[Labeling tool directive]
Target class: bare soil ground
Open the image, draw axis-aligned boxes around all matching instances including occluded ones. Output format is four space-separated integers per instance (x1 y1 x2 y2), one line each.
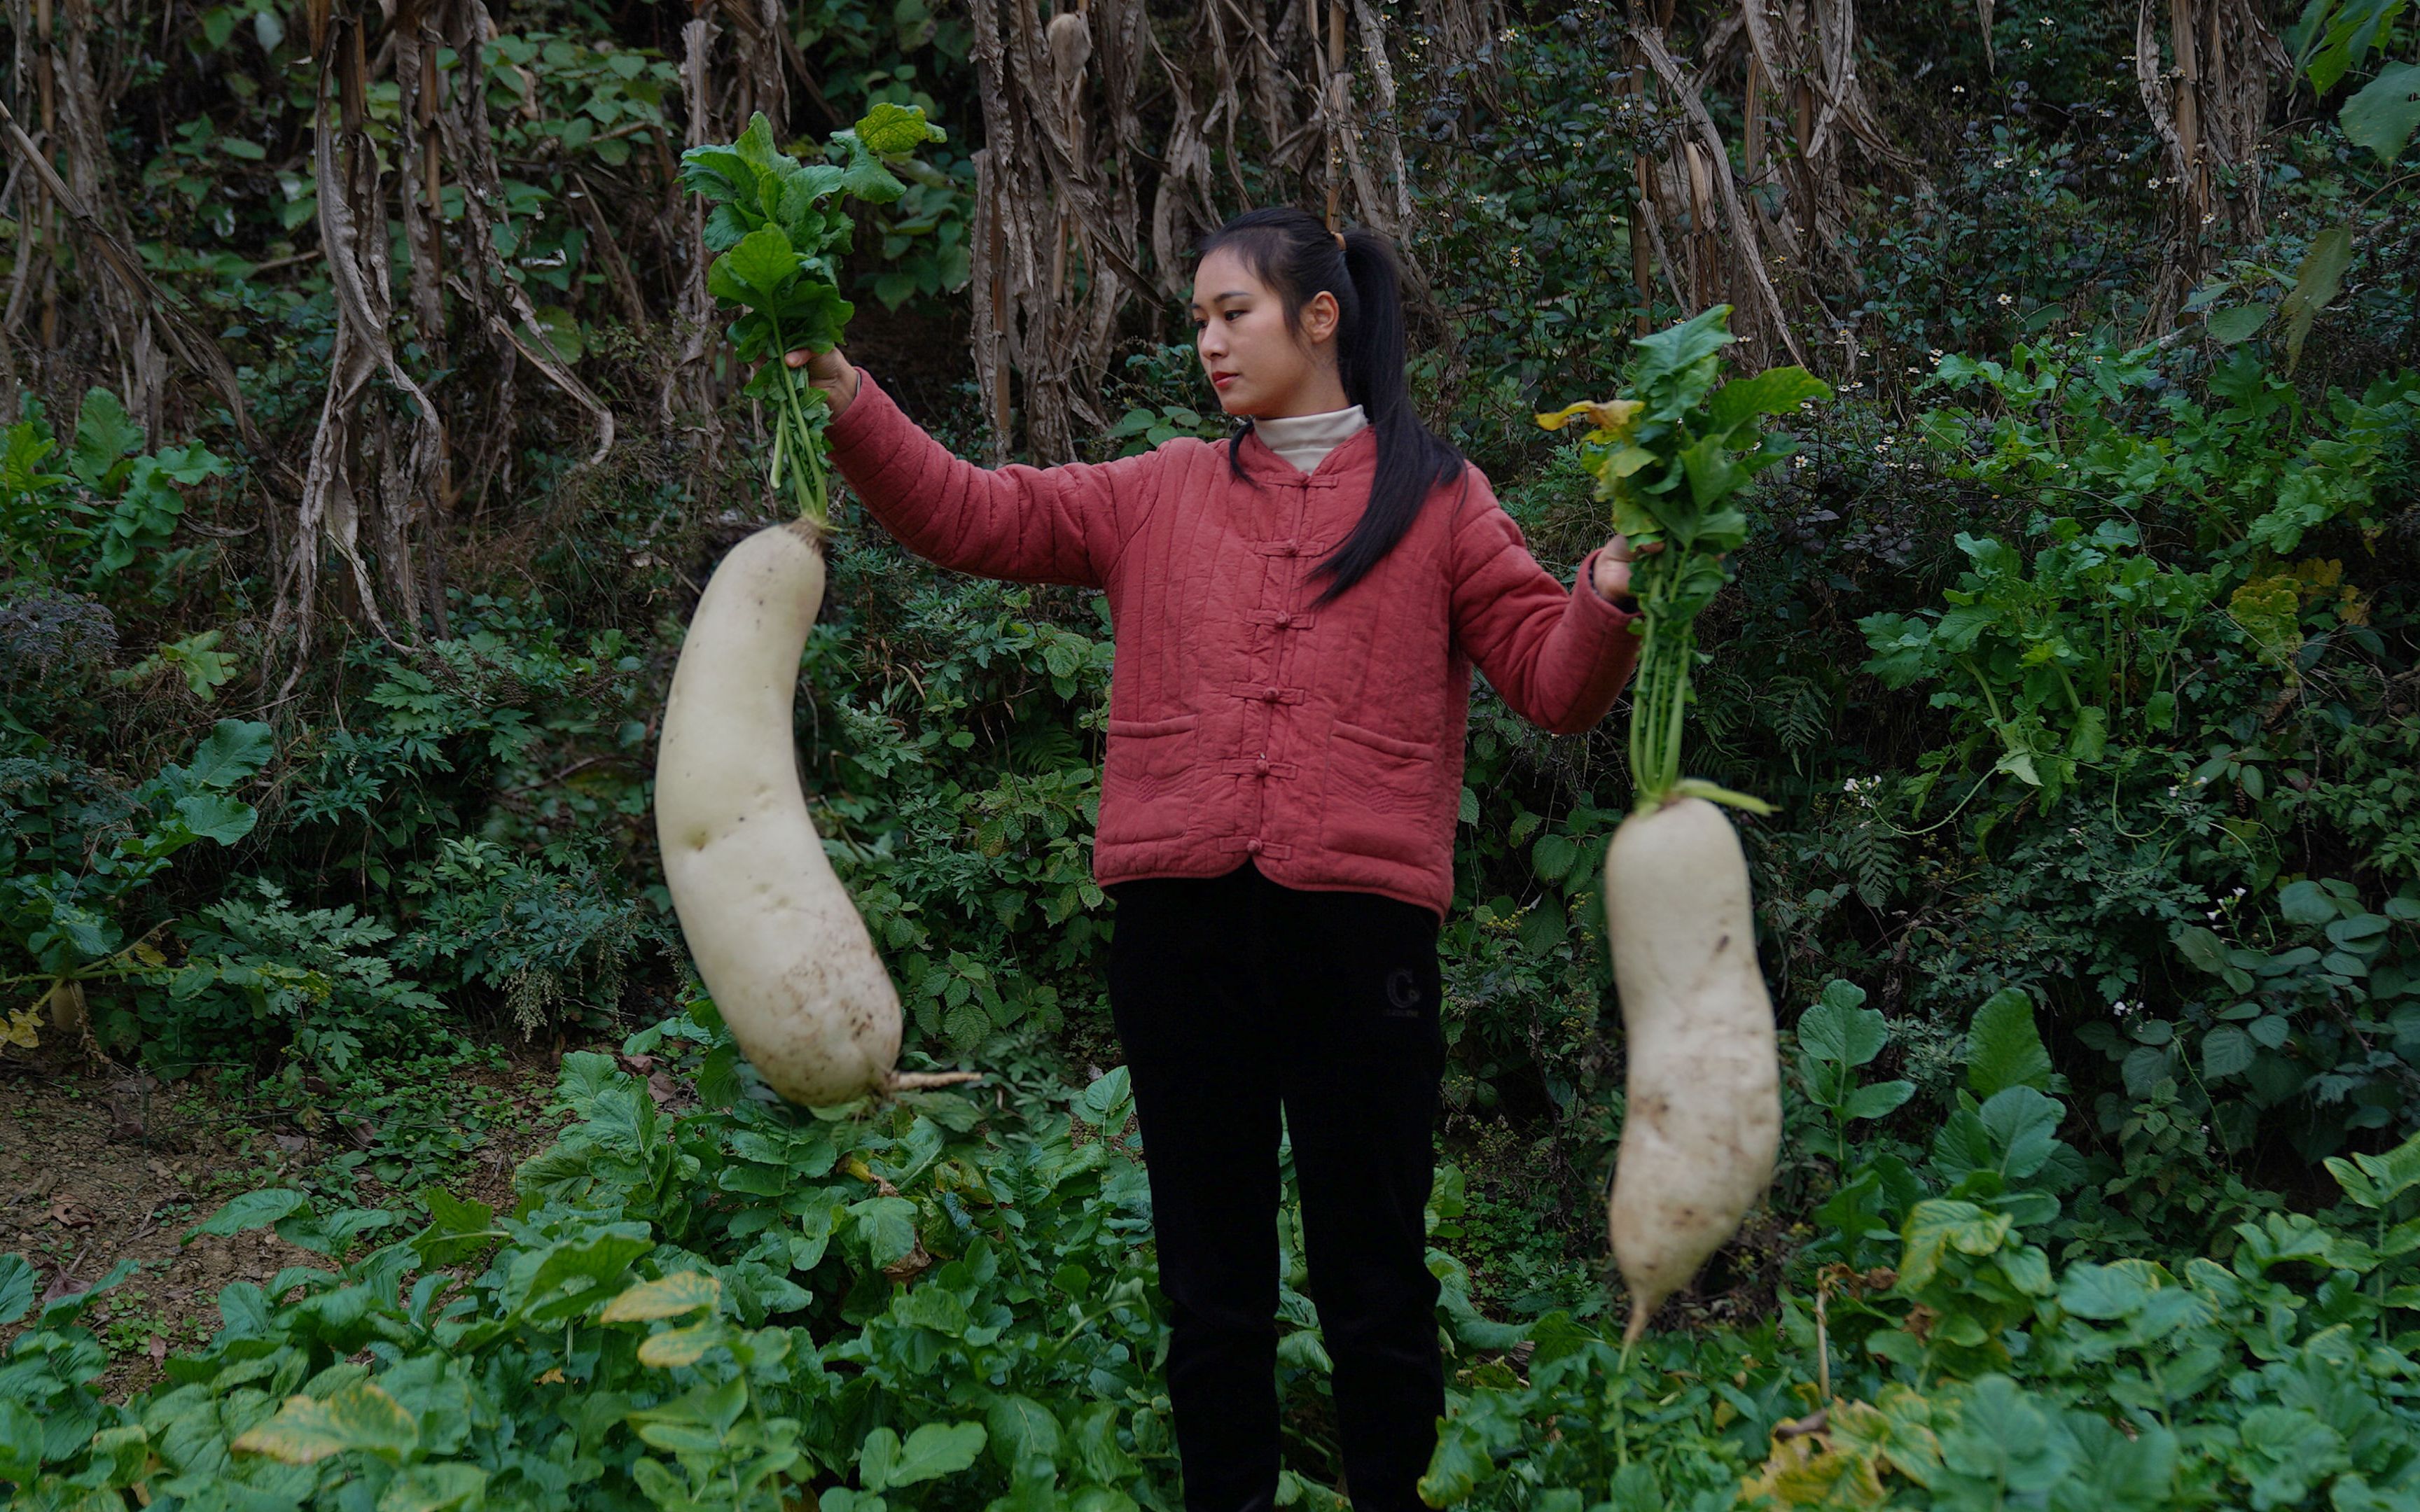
0 1051 569 1399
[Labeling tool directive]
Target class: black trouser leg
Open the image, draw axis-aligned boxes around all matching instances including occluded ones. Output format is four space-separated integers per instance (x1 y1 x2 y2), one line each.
1110 865 1284 1512
1268 878 1446 1511
1108 862 1446 1512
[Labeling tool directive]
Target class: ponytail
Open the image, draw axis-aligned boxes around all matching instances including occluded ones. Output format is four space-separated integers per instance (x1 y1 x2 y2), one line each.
1193 208 1463 608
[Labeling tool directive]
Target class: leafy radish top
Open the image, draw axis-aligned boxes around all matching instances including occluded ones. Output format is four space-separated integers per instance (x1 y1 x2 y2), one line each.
1540 306 1830 812
680 105 947 526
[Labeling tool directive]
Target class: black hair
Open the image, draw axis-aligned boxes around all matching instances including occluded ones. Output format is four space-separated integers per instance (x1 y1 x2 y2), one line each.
1192 207 1463 608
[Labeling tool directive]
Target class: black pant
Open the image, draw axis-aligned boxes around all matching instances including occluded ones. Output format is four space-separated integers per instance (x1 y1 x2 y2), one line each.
1106 861 1446 1512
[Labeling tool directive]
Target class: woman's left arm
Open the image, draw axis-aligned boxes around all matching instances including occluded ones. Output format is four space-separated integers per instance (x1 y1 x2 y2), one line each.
1447 472 1643 736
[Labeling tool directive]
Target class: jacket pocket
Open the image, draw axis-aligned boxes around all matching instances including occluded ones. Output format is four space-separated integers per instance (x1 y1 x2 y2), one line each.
1320 718 1447 864
1099 713 1201 844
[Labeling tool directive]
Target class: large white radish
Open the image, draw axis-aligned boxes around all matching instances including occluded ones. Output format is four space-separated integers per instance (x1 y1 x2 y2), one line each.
1539 309 1817 1342
654 519 903 1105
1604 794 1781 1345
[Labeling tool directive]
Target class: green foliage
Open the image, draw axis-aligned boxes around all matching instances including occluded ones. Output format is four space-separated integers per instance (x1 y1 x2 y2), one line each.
2294 0 2420 163
0 391 228 589
1795 979 1917 1167
682 106 947 524
396 836 661 1040
0 412 76 580
2340 63 2420 161
1828 335 2420 1160
113 629 239 701
1426 993 2420 1510
8 9 2420 1511
0 1019 1165 1508
0 718 272 983
147 883 449 1076
1856 344 2419 814
20 983 2420 1511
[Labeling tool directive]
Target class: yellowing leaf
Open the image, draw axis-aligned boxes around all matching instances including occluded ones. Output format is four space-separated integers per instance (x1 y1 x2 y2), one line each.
3 1002 40 1050
2228 575 2304 670
855 101 947 155
601 1270 721 1324
2292 558 2344 593
1600 443 1658 479
1741 1429 1889 1508
1534 398 1644 437
1833 1390 1947 1485
232 1381 418 1464
377 1464 488 1512
637 1322 728 1368
1898 1200 2012 1291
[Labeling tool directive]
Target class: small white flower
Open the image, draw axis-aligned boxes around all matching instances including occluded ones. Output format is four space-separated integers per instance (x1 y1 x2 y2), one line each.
1996 293 2014 307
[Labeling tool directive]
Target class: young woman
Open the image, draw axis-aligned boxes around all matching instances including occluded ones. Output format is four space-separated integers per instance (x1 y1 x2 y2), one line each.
786 206 1644 1510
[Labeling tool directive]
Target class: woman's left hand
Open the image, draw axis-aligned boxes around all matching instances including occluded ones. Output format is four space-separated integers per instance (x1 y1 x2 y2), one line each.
1592 535 1662 608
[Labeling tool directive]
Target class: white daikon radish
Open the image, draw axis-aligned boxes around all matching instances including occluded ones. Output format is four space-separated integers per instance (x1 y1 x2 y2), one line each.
660 105 972 1106
1540 305 1828 1342
654 520 907 1105
1603 795 1781 1343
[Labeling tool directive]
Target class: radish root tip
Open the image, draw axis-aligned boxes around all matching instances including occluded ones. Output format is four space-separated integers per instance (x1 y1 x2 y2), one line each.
882 1070 987 1093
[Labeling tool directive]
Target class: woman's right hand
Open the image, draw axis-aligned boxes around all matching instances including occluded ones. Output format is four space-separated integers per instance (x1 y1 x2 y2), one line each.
782 346 859 416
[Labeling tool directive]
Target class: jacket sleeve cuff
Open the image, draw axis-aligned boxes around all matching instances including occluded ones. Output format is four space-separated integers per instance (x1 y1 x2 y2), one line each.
825 366 900 470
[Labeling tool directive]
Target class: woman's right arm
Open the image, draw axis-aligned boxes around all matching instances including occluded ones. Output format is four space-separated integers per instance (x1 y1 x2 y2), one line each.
789 347 1135 590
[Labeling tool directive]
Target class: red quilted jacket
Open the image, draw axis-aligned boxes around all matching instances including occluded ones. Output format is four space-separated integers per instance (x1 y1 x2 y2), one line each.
826 371 1641 918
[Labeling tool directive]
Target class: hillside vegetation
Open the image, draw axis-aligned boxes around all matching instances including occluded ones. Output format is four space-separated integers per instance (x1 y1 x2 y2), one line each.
2 0 2418 1506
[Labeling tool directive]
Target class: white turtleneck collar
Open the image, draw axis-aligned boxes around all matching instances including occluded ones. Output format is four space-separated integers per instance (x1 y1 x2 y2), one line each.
1253 405 1368 474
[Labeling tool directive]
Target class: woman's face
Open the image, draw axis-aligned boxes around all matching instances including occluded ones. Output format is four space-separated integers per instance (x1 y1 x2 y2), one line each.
1190 246 1340 419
